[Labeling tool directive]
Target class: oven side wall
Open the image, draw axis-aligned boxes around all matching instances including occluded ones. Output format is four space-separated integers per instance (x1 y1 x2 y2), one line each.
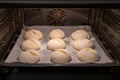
0 8 23 59
89 9 120 60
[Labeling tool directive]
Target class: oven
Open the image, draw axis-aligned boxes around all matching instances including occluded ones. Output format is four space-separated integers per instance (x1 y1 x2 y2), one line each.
0 0 120 80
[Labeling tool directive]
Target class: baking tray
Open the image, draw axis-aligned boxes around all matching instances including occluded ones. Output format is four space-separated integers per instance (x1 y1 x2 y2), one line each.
4 26 113 65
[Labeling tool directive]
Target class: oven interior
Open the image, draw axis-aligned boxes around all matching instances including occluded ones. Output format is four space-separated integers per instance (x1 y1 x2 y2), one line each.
0 8 120 80
0 8 120 67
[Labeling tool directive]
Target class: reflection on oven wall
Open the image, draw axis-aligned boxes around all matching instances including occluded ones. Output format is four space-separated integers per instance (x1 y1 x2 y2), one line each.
24 8 89 26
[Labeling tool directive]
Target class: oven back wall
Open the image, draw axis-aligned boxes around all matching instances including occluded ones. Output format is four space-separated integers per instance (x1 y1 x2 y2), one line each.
24 8 89 26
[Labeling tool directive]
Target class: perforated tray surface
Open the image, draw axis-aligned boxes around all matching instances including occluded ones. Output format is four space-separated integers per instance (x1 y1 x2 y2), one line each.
5 26 113 64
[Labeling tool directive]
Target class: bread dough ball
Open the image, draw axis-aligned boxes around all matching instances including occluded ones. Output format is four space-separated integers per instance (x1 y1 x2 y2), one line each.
51 49 71 63
71 30 90 40
21 39 41 50
24 29 43 40
77 48 100 63
71 39 94 51
49 29 65 39
18 49 41 63
47 38 66 50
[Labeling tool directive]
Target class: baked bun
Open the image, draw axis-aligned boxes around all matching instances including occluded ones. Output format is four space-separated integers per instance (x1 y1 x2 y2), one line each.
21 39 41 50
49 29 65 39
51 49 71 63
71 39 94 51
71 30 90 40
47 38 66 50
18 49 41 63
24 29 43 40
77 48 99 63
